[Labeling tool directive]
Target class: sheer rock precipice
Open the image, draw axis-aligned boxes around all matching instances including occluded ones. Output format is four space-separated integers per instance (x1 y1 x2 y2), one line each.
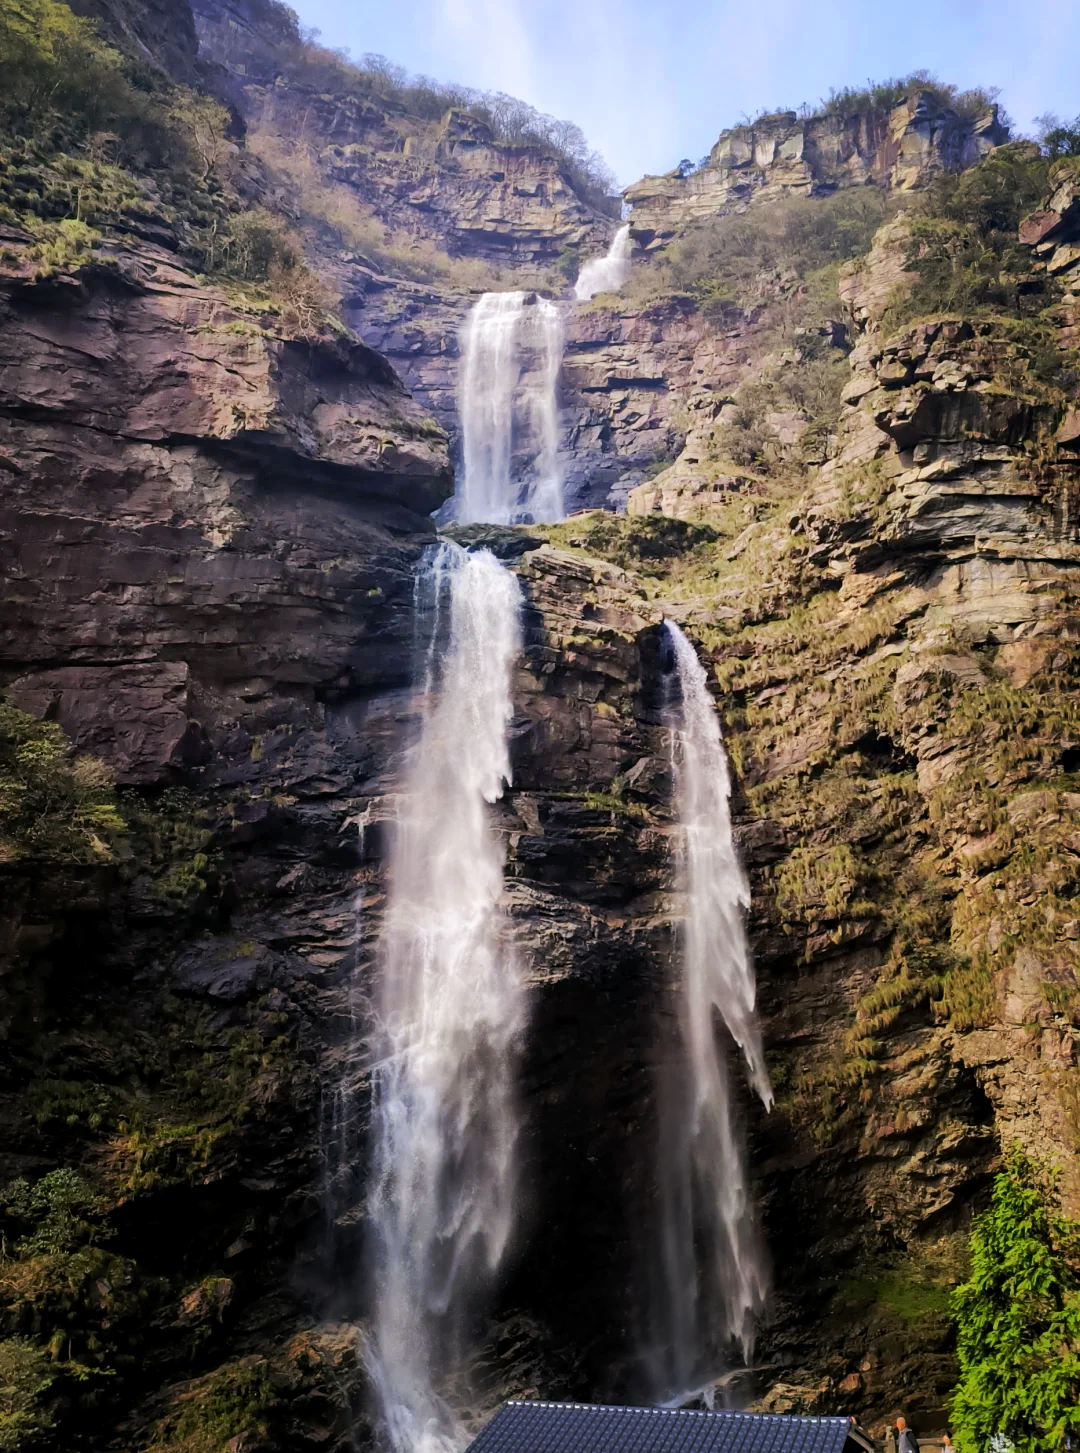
624 92 1008 245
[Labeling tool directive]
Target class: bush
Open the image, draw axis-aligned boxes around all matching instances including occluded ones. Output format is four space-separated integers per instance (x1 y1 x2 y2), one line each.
0 1171 107 1258
881 144 1057 332
147 1358 274 1453
0 1168 139 1385
224 207 302 281
950 1147 1080 1453
820 72 1003 124
0 0 133 140
217 208 334 337
1035 113 1080 160
0 1339 56 1451
0 699 125 864
641 187 892 312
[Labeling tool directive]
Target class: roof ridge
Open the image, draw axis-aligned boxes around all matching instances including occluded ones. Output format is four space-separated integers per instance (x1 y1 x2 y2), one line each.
502 1399 850 1426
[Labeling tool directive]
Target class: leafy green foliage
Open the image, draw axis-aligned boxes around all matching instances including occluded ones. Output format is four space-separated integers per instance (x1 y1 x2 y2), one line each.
0 1169 141 1391
0 1170 107 1259
882 145 1057 331
1036 113 1080 160
0 1338 56 1450
0 699 125 864
951 1148 1080 1453
147 1357 274 1453
819 72 1002 124
0 0 136 142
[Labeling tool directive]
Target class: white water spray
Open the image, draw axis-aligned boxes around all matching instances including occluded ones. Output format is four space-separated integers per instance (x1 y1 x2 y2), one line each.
367 543 525 1453
652 620 772 1400
457 291 564 525
573 224 632 301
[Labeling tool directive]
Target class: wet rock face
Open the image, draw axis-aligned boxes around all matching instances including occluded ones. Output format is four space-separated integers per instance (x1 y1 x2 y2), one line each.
0 206 683 1440
624 93 1008 245
350 280 747 517
5 6 1080 1441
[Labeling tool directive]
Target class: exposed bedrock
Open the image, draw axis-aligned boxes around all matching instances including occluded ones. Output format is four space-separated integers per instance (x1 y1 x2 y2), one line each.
6 3 1080 1444
624 93 1009 245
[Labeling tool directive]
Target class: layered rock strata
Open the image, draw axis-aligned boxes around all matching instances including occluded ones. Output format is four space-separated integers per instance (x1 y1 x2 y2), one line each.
625 93 1008 245
192 1 613 265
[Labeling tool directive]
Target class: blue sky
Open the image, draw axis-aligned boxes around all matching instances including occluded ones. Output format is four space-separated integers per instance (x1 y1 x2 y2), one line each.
293 0 1080 187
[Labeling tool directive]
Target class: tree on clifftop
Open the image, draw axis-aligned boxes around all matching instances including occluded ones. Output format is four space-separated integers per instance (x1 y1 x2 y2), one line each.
950 1147 1080 1453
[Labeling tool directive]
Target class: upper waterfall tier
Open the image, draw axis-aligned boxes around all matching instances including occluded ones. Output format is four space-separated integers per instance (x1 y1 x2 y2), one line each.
456 291 564 525
574 225 633 301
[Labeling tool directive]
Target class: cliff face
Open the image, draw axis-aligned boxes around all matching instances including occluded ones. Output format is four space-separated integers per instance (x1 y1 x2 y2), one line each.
0 225 677 1443
192 1 613 266
591 155 1080 1422
4 2 1080 1446
68 0 201 78
625 93 1008 244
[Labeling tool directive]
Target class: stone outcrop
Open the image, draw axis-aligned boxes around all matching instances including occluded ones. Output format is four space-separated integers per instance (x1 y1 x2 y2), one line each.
625 92 1008 245
0 226 451 780
192 0 614 265
70 0 201 78
320 108 613 264
5 3 1080 1445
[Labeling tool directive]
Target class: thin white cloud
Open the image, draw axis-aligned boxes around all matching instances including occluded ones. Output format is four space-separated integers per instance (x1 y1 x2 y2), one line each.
436 0 537 99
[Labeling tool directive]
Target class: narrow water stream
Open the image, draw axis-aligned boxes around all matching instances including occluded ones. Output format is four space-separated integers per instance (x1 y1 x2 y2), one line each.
649 621 773 1402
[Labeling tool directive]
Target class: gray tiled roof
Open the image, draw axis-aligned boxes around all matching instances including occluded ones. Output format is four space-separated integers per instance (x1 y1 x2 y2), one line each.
467 1401 857 1453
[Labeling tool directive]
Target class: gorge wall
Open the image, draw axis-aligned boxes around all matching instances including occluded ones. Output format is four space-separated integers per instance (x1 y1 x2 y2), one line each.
3 1 1080 1449
624 92 1009 245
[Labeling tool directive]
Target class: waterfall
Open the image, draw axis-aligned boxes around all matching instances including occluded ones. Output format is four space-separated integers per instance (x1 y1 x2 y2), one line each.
321 810 372 1280
573 224 632 301
650 621 773 1401
367 542 525 1453
457 290 564 525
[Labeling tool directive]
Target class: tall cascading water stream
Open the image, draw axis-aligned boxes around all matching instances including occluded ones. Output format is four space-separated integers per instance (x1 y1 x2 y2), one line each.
649 621 773 1403
573 223 632 301
366 543 525 1453
457 291 564 525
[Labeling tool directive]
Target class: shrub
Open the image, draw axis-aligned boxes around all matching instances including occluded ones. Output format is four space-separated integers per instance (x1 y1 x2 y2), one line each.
166 93 234 184
0 1168 139 1384
0 1339 56 1451
637 187 892 313
881 144 1054 331
950 1147 1080 1453
147 1358 274 1453
1035 113 1080 160
217 208 334 336
0 1171 107 1258
0 698 125 864
820 72 1003 124
0 0 134 140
